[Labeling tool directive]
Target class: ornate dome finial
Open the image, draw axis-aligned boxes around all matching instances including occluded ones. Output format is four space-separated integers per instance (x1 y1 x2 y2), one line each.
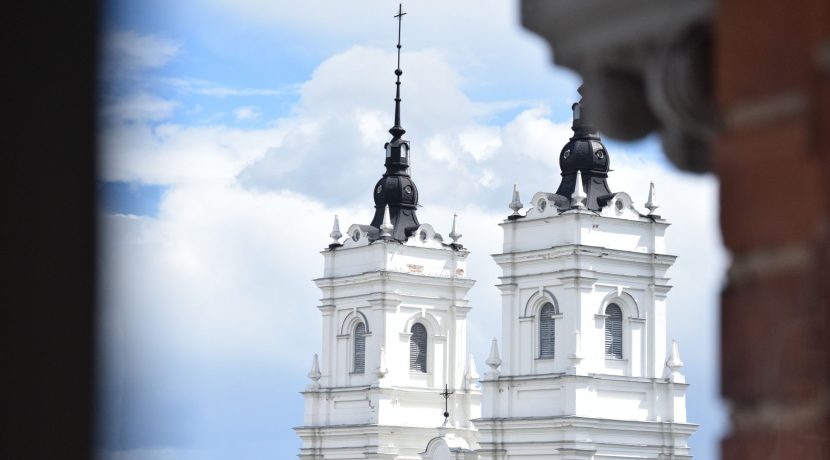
554 86 613 210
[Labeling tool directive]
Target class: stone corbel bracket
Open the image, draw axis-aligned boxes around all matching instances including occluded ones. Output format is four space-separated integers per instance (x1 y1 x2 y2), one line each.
521 0 718 173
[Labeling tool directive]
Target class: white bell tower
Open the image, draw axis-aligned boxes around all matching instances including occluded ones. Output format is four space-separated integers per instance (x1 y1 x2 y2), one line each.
475 90 697 460
295 7 481 458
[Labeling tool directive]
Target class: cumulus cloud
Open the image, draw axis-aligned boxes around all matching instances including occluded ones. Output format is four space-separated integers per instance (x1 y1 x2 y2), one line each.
99 120 287 185
502 106 573 167
234 46 577 208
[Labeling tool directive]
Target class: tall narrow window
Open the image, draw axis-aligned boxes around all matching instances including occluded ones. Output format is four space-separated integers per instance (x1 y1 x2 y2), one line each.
539 302 556 358
353 322 366 373
409 323 427 373
605 304 623 358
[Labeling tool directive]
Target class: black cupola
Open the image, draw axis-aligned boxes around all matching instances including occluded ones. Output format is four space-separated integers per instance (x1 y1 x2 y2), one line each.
554 86 613 210
369 4 420 241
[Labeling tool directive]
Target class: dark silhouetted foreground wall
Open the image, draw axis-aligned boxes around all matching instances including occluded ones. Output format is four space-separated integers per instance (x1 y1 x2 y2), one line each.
1 2 98 459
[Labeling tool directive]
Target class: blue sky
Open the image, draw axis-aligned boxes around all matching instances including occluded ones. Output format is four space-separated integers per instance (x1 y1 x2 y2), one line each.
98 1 727 459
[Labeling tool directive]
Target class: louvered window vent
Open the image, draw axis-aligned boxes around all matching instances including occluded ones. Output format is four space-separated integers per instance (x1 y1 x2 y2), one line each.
605 304 623 359
539 302 556 358
409 323 427 373
353 322 366 373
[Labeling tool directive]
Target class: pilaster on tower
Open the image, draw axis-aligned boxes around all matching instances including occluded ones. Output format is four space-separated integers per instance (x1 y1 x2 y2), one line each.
476 88 697 460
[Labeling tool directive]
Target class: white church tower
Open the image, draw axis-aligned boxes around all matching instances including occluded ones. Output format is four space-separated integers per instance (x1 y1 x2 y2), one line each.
295 6 481 458
475 89 697 459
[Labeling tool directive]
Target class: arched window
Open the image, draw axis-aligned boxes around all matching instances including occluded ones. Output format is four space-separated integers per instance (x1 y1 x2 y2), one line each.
353 322 366 373
605 304 623 359
539 302 556 358
409 323 427 373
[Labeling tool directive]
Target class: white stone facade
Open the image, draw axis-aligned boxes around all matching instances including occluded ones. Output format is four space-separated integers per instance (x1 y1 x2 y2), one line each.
297 186 696 460
475 190 696 460
296 223 482 460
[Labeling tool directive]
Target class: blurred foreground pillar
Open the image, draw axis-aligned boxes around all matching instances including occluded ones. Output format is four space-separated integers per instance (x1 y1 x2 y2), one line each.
521 0 830 458
2 1 98 459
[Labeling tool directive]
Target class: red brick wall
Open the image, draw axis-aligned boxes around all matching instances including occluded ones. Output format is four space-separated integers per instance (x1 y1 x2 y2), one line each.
715 0 830 458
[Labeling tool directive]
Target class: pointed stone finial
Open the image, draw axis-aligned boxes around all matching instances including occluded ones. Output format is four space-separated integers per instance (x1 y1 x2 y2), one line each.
485 338 502 378
572 170 587 209
376 346 388 378
572 330 585 359
449 213 462 243
330 214 342 245
667 339 684 369
509 184 523 216
380 205 393 238
645 181 659 215
567 330 586 375
464 353 480 389
307 353 322 389
666 339 686 383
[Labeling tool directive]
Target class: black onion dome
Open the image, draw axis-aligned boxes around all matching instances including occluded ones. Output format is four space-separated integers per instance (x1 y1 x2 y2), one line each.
559 129 609 175
554 87 613 210
373 174 419 208
370 143 421 242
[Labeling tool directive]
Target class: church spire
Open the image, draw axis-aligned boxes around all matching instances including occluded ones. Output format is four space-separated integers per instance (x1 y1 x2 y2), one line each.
369 3 420 241
389 3 406 140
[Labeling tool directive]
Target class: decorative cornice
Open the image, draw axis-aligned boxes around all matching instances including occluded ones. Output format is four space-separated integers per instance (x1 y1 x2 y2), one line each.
559 272 599 290
315 270 476 290
366 293 402 310
492 244 676 268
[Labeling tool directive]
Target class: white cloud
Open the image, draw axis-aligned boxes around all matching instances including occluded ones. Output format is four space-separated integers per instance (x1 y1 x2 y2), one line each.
501 106 573 167
233 106 261 121
101 93 179 122
100 188 332 372
99 120 287 185
459 126 502 163
159 77 292 97
103 30 181 76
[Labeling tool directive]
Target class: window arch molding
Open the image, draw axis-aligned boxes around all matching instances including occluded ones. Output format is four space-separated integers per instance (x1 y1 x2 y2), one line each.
401 312 441 375
524 289 560 318
597 290 641 319
401 311 441 337
340 310 371 336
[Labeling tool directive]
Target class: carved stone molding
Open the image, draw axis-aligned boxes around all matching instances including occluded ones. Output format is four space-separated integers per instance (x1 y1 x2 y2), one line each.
521 0 717 173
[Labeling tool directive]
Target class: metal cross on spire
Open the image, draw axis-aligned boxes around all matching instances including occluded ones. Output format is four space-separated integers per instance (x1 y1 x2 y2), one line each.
389 3 407 140
394 4 406 69
440 383 454 423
